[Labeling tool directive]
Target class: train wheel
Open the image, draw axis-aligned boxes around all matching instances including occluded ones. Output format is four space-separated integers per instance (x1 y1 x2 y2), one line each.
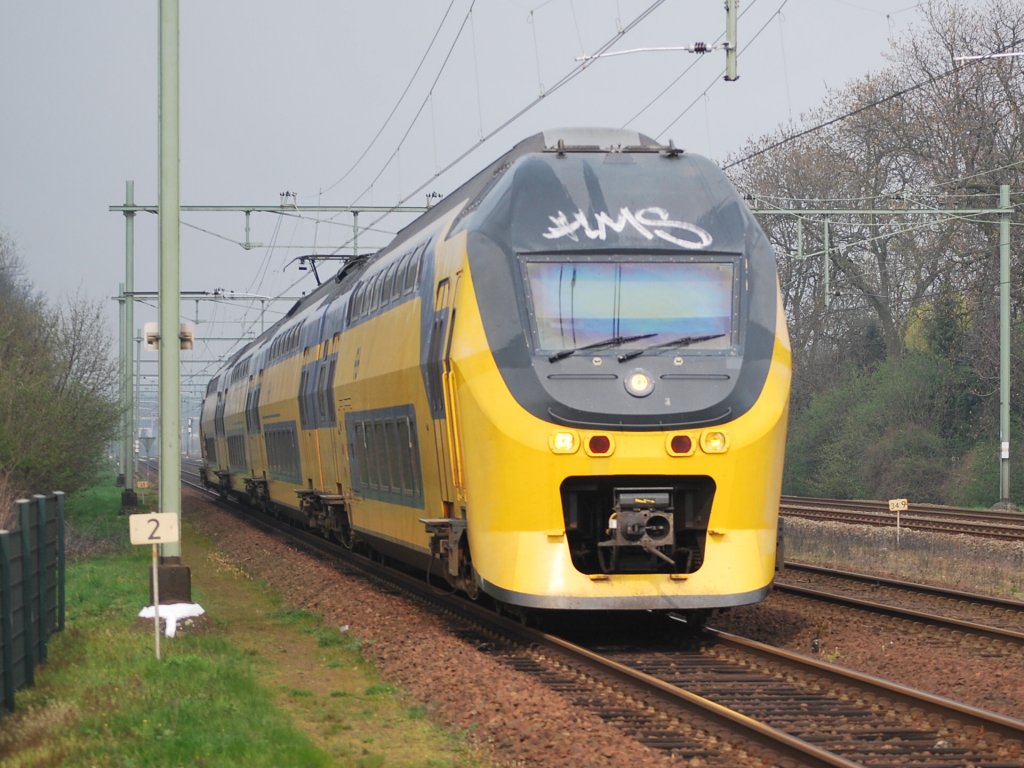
458 539 480 600
338 510 355 550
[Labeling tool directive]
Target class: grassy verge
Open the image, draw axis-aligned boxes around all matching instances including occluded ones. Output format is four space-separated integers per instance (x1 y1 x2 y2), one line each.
0 480 487 768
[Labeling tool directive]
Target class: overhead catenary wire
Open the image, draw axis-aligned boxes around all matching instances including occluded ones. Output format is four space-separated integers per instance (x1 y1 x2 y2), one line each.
722 35 1024 170
656 0 787 140
346 1 478 207
318 0 459 197
329 0 669 258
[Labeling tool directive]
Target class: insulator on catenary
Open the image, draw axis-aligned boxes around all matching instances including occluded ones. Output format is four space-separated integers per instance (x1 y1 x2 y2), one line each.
692 41 709 54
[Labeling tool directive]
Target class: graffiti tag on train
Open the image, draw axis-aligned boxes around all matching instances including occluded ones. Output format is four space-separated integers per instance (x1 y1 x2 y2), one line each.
543 206 714 249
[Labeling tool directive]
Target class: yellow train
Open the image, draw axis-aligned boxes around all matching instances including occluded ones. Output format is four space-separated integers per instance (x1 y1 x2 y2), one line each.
200 128 790 618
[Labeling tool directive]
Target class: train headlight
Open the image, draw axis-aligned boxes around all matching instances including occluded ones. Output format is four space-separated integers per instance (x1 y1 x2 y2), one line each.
624 368 654 398
700 430 730 454
549 431 580 454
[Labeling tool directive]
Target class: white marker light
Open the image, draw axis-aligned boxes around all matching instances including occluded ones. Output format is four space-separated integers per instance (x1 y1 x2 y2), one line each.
624 369 654 397
549 431 580 454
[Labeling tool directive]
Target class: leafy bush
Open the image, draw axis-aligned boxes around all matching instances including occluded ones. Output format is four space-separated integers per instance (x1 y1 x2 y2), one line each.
784 353 982 503
0 233 119 526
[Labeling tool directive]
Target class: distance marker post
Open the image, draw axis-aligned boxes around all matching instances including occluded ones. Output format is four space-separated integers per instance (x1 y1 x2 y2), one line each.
888 498 908 549
129 512 180 659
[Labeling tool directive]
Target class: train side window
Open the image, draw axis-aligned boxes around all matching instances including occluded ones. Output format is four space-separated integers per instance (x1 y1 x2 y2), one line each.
398 417 415 495
298 367 311 429
354 422 369 488
381 263 396 305
354 283 365 319
387 262 399 303
349 285 362 323
365 421 380 489
395 252 411 297
385 420 402 492
365 276 375 315
373 421 390 489
372 273 384 313
316 358 335 428
403 244 423 294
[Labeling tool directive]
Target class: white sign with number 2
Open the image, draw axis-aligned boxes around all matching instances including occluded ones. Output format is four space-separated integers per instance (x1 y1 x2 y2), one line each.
129 513 180 546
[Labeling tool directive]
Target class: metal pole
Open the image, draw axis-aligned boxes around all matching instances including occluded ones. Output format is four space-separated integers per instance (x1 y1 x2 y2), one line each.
124 181 135 494
118 282 127 486
999 184 1011 504
724 0 738 81
135 330 142 484
159 0 182 560
151 544 161 660
823 219 831 308
353 210 359 257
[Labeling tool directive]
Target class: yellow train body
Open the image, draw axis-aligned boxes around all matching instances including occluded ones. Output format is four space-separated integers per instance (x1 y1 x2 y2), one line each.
201 129 791 614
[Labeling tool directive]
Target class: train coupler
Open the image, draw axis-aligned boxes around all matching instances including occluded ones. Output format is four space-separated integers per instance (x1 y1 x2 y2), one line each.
421 517 466 578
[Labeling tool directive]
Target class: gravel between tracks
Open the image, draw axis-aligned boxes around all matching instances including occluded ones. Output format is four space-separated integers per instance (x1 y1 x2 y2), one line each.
187 496 1024 766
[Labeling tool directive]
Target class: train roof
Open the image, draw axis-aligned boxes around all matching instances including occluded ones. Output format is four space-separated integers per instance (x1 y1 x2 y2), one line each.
207 128 700 385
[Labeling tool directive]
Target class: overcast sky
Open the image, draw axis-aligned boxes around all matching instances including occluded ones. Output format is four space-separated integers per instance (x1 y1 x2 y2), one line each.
0 0 927 412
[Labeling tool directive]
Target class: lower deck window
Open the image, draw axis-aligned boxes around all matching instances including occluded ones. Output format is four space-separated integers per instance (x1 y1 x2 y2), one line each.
227 434 247 473
346 405 423 508
264 422 301 483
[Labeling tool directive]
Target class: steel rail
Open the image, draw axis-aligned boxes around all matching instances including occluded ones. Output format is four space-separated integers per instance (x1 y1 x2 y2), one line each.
773 583 1024 644
708 628 1024 745
783 561 1024 612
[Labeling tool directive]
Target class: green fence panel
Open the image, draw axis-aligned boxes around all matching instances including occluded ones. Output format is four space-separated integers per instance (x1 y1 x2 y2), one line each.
0 493 66 715
17 499 34 689
56 492 65 631
33 495 49 664
0 529 14 712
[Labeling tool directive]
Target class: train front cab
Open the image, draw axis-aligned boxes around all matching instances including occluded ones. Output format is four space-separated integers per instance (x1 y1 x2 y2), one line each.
449 270 790 612
436 136 791 612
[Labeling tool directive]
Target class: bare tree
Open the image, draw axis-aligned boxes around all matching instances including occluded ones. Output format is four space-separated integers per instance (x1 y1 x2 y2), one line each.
729 0 1024 413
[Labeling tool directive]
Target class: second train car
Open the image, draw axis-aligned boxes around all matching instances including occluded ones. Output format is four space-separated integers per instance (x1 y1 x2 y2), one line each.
200 127 791 617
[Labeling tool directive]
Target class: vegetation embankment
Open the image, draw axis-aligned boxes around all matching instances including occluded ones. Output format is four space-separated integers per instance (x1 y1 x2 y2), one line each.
0 480 487 768
0 234 120 528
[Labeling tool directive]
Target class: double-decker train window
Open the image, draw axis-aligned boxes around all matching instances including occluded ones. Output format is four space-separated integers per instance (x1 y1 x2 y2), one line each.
245 382 261 434
403 244 424 294
264 422 301 483
346 406 423 507
382 263 396 303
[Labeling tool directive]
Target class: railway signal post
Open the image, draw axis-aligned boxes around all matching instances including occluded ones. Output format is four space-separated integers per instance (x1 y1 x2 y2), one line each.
155 0 191 604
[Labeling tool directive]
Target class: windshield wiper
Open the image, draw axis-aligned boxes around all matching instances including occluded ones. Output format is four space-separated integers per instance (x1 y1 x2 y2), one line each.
548 333 658 363
616 333 727 362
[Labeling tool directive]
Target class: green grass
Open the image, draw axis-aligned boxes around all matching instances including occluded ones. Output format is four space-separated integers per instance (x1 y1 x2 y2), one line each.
1 547 332 768
0 479 489 768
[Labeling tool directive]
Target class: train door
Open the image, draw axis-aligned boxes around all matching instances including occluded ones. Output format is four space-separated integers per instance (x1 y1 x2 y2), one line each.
317 337 342 492
299 345 324 490
425 275 465 518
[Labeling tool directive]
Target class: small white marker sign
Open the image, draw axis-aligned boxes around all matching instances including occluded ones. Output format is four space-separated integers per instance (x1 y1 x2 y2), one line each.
129 513 180 546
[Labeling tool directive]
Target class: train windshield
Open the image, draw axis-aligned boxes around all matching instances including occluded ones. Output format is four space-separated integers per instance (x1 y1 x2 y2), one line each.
523 258 736 353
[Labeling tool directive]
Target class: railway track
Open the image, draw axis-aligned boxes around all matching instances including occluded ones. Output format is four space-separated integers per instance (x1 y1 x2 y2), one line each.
778 562 1024 638
181 472 1024 767
781 496 1024 540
